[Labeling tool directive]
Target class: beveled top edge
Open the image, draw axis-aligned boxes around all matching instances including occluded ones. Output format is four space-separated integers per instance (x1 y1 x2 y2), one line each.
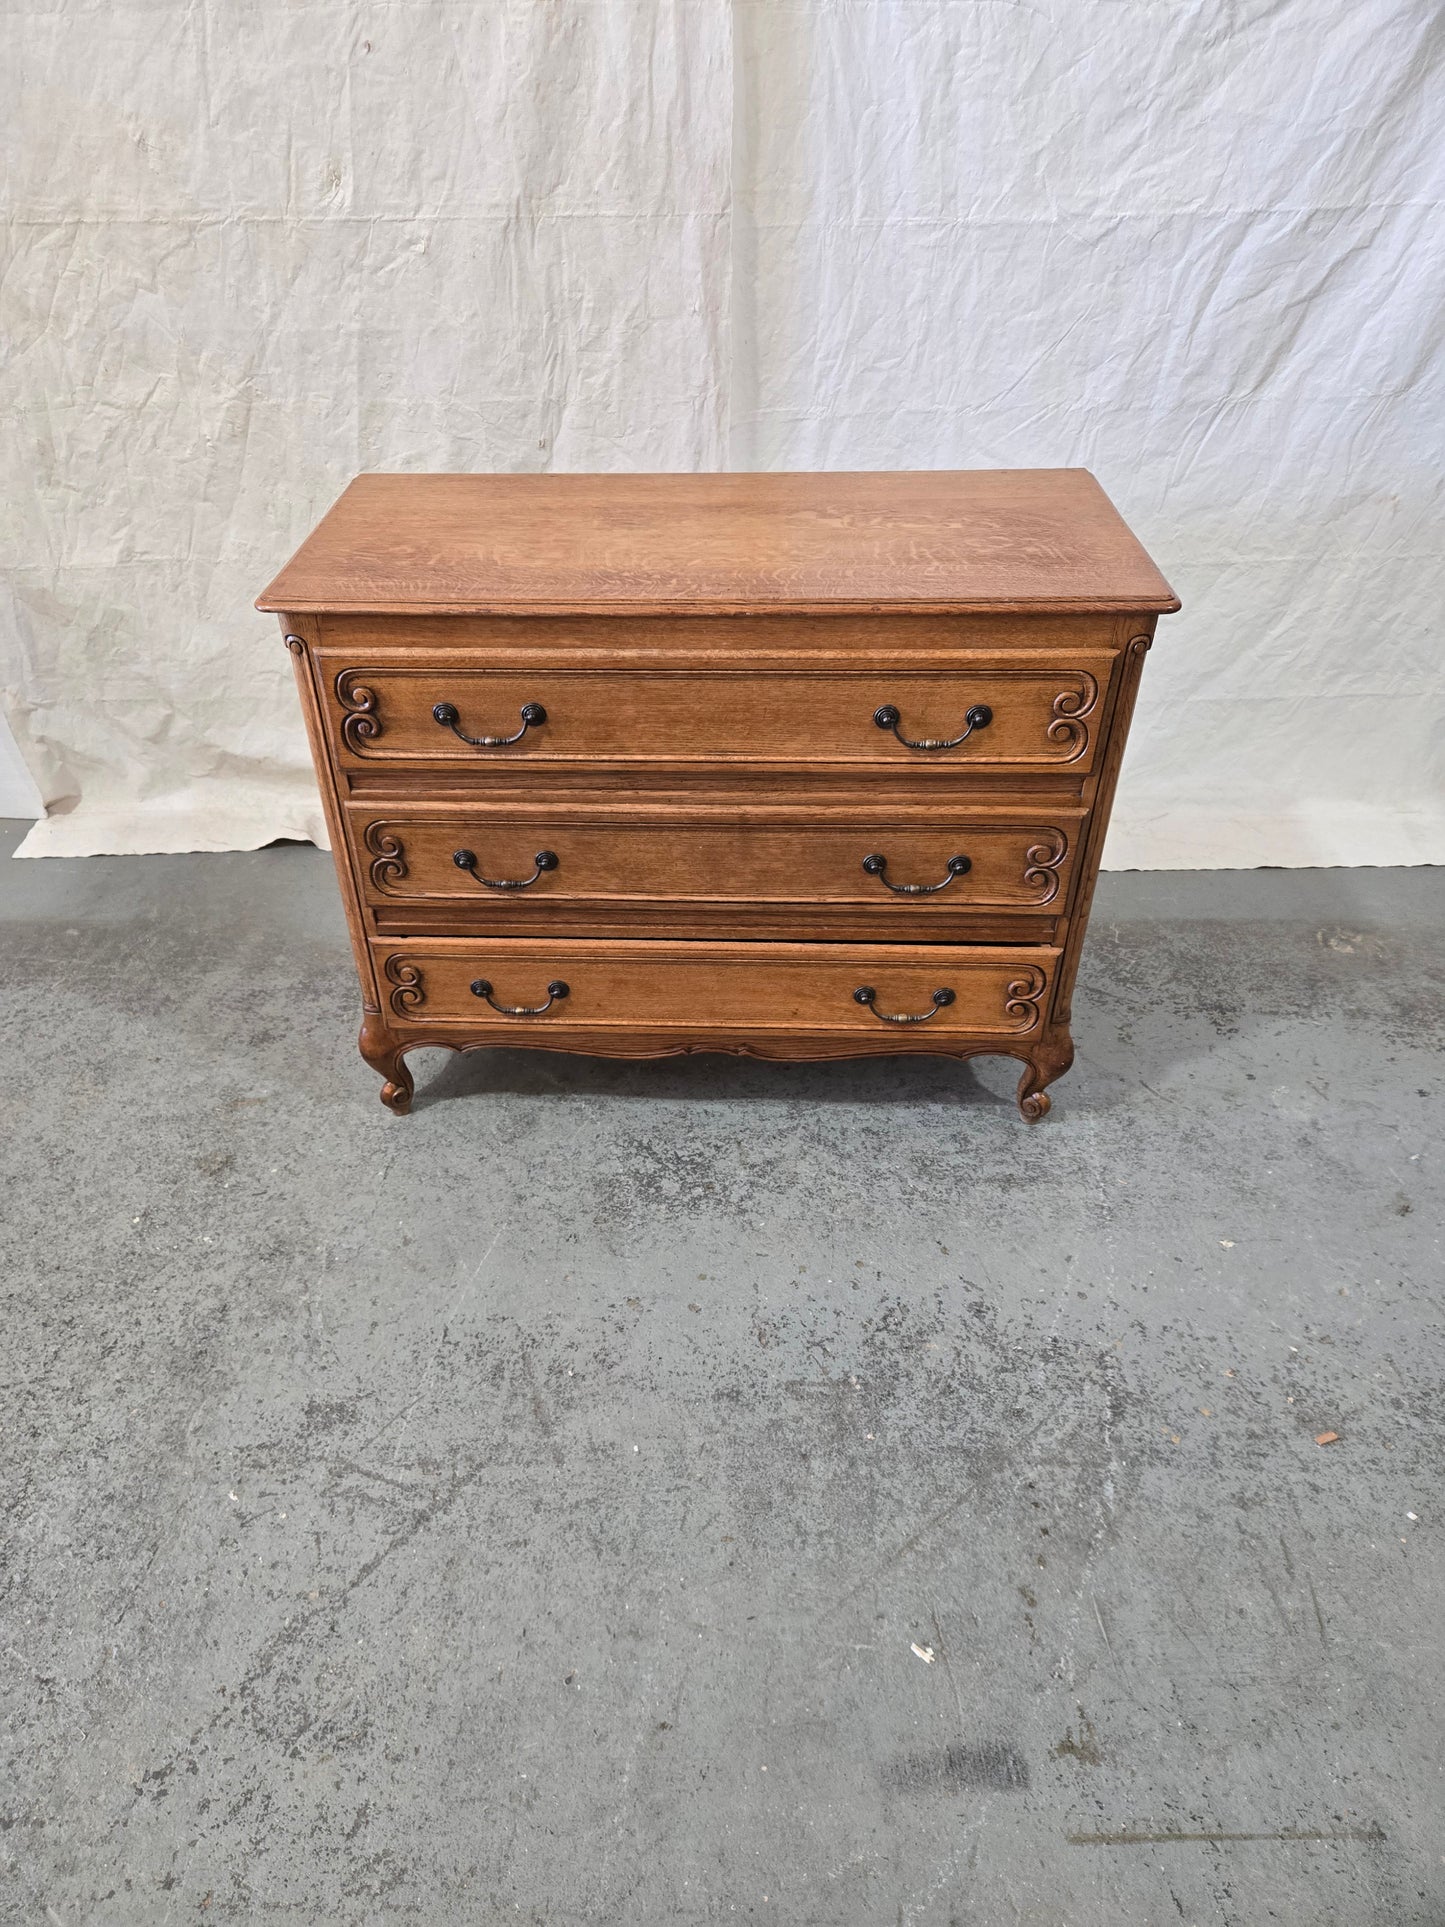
257 469 1180 617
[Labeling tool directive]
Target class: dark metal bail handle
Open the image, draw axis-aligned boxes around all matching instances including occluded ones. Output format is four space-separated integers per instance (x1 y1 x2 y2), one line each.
853 985 956 1025
453 848 558 891
469 977 569 1017
433 700 546 748
861 852 972 896
873 702 992 751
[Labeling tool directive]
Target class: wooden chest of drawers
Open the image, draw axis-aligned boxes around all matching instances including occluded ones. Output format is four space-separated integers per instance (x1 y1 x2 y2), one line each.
258 471 1177 1118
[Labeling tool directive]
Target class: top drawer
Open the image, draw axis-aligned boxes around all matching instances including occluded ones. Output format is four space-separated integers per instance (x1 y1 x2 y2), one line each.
317 653 1115 775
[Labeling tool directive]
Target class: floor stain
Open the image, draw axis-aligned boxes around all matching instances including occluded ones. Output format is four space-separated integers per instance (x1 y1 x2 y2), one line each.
1067 1825 1387 1846
1053 1708 1103 1766
884 1741 1030 1794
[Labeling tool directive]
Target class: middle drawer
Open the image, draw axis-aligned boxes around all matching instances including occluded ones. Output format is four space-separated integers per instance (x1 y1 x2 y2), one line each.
346 801 1086 942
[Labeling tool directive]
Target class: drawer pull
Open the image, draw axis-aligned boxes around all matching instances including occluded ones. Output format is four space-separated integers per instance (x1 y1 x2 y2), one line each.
861 852 972 896
873 702 992 751
432 700 546 747
453 848 559 891
853 985 957 1024
469 977 570 1017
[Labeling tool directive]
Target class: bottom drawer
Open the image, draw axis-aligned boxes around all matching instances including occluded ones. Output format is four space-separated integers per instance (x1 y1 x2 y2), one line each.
373 938 1058 1040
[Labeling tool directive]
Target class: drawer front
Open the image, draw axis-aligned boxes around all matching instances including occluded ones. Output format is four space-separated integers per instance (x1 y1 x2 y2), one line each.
322 657 1112 773
351 808 1082 914
374 938 1058 1038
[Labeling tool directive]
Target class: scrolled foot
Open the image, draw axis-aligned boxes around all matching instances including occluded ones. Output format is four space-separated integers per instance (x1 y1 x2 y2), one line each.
1015 1028 1074 1122
379 1072 413 1116
359 1012 414 1115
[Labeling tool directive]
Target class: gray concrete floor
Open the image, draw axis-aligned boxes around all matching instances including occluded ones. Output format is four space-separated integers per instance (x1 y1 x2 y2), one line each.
2 818 1443 1926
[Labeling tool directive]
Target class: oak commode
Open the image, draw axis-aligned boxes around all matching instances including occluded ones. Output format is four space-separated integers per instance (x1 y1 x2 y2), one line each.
258 470 1178 1117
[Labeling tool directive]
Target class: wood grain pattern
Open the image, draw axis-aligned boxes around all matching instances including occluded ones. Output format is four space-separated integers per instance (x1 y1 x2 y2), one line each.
366 902 1067 946
348 805 1081 926
320 656 1112 773
342 764 1089 806
314 610 1120 662
258 471 1179 617
370 937 1057 1036
267 472 1177 1118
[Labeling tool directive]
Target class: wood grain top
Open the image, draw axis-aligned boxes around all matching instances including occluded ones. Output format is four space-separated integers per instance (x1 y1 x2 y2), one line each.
257 470 1178 617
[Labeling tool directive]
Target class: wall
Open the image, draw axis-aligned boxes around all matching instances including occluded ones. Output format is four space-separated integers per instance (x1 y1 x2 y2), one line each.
728 0 1444 868
0 710 43 819
5 0 1441 865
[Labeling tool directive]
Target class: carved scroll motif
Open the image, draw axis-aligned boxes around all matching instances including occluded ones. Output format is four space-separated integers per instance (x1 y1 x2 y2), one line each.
1020 829 1068 904
385 955 425 1017
1003 966 1047 1031
336 670 382 752
1045 674 1099 760
364 823 408 891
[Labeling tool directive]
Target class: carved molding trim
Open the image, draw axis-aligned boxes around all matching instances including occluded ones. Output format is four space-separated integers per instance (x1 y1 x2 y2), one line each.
1045 673 1100 760
336 670 382 752
364 822 409 891
1003 966 1048 1031
357 1027 1072 1068
385 954 425 1017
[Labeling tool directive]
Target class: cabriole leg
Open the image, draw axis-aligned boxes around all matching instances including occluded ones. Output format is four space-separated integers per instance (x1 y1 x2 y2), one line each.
359 1011 414 1115
1015 1028 1075 1121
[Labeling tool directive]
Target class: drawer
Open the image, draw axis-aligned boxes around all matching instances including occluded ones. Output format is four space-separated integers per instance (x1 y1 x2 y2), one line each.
373 938 1059 1039
321 655 1113 774
350 805 1083 917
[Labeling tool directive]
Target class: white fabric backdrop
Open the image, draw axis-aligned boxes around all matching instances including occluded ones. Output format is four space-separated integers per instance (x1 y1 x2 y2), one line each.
5 0 1442 866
